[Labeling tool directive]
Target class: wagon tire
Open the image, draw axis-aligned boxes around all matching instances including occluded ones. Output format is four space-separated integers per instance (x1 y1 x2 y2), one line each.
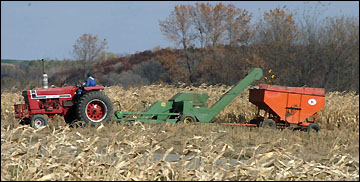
307 123 320 134
31 114 48 129
179 114 196 124
249 118 257 124
76 91 113 127
249 118 262 126
261 119 276 129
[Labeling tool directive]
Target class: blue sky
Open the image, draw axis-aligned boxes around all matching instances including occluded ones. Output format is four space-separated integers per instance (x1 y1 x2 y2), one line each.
1 1 359 60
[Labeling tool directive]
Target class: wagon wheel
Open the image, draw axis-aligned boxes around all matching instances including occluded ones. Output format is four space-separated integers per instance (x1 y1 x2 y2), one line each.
261 119 276 129
249 118 258 125
76 91 113 127
31 114 48 129
249 117 262 126
179 114 196 124
307 123 320 134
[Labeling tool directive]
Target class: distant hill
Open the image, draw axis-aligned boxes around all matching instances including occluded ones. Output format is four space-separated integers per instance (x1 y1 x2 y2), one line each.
1 59 32 65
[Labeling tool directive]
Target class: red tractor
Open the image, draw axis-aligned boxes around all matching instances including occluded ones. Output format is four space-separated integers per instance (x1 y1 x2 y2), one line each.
14 86 113 129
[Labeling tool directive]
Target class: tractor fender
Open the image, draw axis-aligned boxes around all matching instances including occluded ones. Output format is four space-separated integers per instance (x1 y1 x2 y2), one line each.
83 86 105 91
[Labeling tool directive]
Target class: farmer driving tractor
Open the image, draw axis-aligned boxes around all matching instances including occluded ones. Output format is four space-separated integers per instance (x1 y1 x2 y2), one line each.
84 73 96 87
77 73 96 98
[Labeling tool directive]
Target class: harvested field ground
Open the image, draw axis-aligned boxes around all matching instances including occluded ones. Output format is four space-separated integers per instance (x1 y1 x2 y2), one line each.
1 84 359 180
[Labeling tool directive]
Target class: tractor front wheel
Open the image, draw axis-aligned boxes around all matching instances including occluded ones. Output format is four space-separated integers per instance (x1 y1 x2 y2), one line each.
76 91 113 127
31 114 48 129
179 114 196 124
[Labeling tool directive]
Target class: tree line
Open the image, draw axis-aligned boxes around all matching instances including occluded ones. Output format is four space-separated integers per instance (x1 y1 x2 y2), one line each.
1 2 358 93
157 2 359 92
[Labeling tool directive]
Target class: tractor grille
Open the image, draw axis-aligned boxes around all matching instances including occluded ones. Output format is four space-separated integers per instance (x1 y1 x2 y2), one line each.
14 104 29 119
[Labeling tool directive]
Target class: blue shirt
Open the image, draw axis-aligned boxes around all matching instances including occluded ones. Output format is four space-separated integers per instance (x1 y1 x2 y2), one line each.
85 76 95 87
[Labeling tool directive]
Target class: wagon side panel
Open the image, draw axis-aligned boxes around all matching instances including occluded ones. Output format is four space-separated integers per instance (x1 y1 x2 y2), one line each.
285 93 302 123
263 90 288 120
249 89 267 110
299 94 325 122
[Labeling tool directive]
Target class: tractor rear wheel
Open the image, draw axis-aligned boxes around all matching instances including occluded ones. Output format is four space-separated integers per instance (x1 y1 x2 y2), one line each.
179 114 196 124
261 119 276 129
76 91 113 127
307 123 320 134
31 114 48 129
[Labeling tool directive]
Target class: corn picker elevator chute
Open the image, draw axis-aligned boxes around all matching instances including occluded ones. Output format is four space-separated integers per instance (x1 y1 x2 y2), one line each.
112 68 264 123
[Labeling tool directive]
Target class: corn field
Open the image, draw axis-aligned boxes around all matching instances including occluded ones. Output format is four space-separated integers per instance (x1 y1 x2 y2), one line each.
1 84 359 180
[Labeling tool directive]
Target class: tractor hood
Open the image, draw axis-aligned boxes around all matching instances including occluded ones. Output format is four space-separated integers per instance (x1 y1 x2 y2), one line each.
24 86 77 99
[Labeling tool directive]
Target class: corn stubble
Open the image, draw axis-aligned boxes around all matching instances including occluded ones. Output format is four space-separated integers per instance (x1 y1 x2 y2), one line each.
1 84 359 180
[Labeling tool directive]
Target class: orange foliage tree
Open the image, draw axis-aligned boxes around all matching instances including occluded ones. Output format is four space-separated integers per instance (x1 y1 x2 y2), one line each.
159 4 195 83
254 8 298 85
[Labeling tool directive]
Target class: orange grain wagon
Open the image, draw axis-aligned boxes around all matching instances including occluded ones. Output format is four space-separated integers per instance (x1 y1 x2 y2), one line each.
247 84 325 132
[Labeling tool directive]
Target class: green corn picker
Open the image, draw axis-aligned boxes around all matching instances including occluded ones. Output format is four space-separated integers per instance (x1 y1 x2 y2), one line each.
112 68 263 124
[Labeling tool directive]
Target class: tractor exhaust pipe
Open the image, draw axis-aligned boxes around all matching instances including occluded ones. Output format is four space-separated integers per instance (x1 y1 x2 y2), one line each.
42 59 48 88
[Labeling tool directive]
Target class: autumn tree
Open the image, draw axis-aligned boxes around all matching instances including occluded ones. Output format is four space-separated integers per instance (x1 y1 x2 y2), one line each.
253 8 299 85
294 2 329 87
190 3 253 48
191 2 212 48
72 33 108 80
255 8 298 45
159 4 195 83
154 49 188 83
100 52 118 61
208 3 227 46
319 16 359 92
191 3 227 47
224 4 253 46
157 3 358 92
